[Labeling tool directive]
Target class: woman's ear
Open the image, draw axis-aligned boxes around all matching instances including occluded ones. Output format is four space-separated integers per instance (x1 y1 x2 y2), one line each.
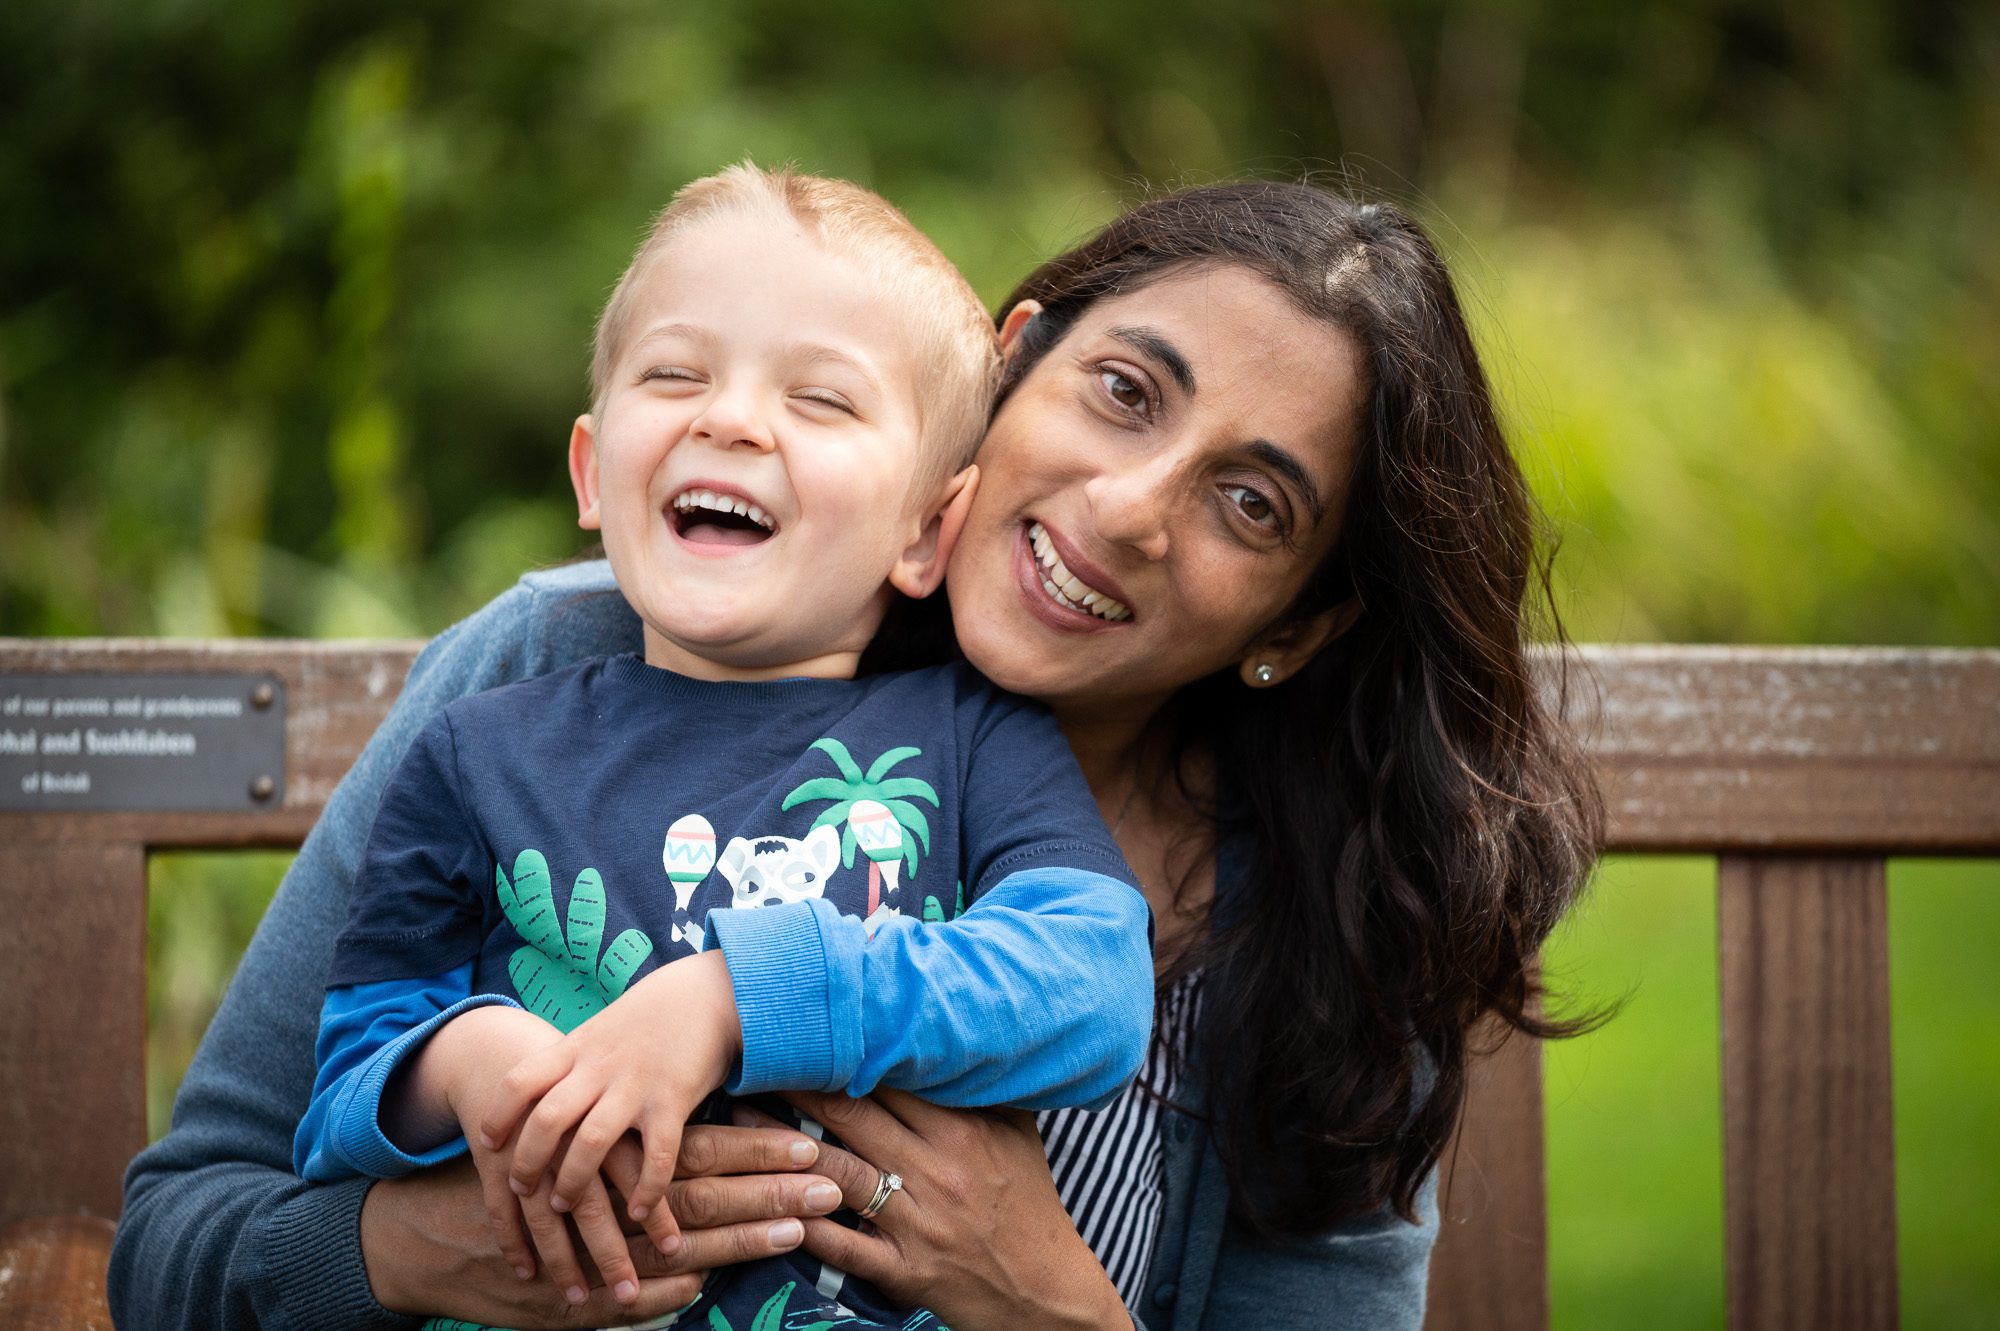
568 414 602 531
1238 598 1363 688
997 300 1043 358
889 465 981 600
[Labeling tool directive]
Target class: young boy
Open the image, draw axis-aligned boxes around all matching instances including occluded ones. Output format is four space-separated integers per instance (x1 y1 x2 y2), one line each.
293 165 1152 1330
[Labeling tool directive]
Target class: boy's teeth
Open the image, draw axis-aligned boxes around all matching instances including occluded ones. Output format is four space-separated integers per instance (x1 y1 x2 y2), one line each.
673 489 774 531
1027 521 1131 622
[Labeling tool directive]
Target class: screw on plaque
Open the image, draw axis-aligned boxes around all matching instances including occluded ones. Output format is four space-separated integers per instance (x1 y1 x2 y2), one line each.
251 682 276 709
250 774 276 801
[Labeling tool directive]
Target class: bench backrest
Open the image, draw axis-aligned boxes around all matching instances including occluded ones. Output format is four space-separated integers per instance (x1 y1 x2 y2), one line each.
2 639 1995 1330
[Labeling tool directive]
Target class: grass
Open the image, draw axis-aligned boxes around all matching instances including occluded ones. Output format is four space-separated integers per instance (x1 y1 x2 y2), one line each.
1542 855 2000 1330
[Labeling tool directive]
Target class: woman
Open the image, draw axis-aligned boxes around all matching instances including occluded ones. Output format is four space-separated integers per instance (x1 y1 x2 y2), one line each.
111 181 1598 1330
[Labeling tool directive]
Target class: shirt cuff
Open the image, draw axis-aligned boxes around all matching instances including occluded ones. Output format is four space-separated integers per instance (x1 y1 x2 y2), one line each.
248 1175 414 1331
708 899 859 1096
327 993 521 1178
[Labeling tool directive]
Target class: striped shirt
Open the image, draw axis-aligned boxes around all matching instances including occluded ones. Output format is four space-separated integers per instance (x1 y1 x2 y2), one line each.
1037 972 1203 1308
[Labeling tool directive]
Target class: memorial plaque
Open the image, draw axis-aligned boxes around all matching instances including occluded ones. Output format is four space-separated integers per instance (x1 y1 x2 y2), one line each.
0 672 285 812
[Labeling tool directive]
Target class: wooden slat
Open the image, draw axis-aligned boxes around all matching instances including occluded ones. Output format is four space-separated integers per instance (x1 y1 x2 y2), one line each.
0 638 418 847
6 640 1996 853
1426 1028 1547 1331
1718 855 1898 1331
0 842 147 1223
0 1216 117 1330
1575 646 2000 853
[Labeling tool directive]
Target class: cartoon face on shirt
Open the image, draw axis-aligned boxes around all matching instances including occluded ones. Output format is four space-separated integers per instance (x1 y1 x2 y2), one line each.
715 824 843 909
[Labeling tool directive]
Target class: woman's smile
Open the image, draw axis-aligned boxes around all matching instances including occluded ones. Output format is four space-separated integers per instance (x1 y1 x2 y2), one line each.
952 263 1364 720
1015 519 1135 629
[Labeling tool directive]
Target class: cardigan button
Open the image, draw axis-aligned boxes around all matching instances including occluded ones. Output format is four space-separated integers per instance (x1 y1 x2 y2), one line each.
1167 1115 1191 1143
1152 1281 1178 1308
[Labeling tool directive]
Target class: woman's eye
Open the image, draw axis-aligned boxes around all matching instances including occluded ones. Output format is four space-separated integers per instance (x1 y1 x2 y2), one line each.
1097 369 1148 413
1223 483 1281 530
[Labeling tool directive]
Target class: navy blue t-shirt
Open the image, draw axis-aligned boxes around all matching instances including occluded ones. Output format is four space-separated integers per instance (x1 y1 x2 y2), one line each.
327 652 1138 1329
330 653 1131 1001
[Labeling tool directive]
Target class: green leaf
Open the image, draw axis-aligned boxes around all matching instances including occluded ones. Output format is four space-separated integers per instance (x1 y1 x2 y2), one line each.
870 776 939 806
749 1282 795 1331
883 799 931 852
808 737 865 782
565 867 605 972
596 927 653 998
807 799 858 829
707 1306 734 1331
507 947 602 1033
863 745 922 783
922 894 944 923
497 849 562 955
782 777 862 810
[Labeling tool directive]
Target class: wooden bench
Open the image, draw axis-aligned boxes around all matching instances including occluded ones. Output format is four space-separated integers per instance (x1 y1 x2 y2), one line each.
2 639 1995 1329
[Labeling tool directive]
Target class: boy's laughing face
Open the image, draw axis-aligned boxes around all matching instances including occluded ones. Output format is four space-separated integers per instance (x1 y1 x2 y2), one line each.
571 210 937 679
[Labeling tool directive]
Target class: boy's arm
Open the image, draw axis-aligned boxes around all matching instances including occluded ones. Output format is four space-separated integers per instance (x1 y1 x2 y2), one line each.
711 677 1153 1111
297 701 506 1178
294 966 527 1181
709 864 1152 1110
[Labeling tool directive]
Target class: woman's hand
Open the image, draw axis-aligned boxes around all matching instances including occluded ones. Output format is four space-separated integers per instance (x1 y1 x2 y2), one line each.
760 1091 1132 1331
358 1124 844 1329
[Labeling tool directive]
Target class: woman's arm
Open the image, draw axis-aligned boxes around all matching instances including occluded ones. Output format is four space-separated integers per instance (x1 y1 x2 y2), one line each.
108 563 639 1331
742 1091 1439 1331
1192 1171 1439 1331
765 1092 1132 1331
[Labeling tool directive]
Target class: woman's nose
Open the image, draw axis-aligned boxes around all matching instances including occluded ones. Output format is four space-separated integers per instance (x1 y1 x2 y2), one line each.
688 387 776 452
1084 455 1174 562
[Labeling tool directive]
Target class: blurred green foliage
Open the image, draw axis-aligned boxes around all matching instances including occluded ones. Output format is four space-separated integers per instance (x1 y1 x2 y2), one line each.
2 0 1994 643
12 2 1995 1327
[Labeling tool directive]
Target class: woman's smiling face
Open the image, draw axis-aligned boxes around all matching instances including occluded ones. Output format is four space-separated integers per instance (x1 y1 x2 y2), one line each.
948 263 1367 720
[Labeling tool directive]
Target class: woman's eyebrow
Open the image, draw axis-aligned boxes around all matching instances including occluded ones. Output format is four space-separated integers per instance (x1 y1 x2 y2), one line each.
1246 438 1327 527
1105 325 1195 395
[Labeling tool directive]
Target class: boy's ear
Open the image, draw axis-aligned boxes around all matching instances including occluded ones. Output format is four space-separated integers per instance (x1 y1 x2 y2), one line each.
997 300 1043 358
1236 597 1363 689
888 465 980 600
568 414 602 530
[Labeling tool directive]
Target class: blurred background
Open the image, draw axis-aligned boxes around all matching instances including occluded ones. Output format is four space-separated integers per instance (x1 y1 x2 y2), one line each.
3 1 1994 1325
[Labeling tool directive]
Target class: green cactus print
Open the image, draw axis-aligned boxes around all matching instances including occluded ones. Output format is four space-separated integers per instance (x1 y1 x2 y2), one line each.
920 881 965 923
497 848 655 1033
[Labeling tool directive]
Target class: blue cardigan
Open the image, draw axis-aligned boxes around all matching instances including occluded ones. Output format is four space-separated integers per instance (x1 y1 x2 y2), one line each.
109 560 1437 1330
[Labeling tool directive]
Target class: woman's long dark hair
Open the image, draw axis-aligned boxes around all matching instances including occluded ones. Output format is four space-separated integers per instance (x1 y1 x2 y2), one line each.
992 182 1602 1235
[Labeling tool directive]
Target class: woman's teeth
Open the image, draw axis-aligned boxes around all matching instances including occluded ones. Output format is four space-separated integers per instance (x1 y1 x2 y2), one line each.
1029 521 1131 622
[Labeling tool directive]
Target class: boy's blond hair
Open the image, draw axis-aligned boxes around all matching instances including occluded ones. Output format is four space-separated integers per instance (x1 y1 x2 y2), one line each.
592 163 1000 492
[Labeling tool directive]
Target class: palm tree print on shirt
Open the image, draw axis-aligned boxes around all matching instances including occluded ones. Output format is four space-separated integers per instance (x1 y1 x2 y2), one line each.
779 739 938 885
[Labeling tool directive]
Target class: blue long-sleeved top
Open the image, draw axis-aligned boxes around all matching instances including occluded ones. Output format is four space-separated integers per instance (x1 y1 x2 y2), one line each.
111 562 1437 1330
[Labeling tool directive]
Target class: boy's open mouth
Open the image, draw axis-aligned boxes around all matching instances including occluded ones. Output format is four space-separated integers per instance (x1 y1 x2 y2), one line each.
671 488 777 546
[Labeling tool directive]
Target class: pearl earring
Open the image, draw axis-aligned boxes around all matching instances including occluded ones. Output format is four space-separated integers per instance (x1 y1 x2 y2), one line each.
1253 664 1275 685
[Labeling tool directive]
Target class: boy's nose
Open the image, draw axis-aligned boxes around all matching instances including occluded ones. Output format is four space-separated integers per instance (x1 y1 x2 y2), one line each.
688 390 776 452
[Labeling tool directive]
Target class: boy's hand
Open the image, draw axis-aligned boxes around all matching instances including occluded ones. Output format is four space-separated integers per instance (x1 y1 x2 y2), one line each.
415 1007 568 1286
478 950 743 1255
433 1007 649 1306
